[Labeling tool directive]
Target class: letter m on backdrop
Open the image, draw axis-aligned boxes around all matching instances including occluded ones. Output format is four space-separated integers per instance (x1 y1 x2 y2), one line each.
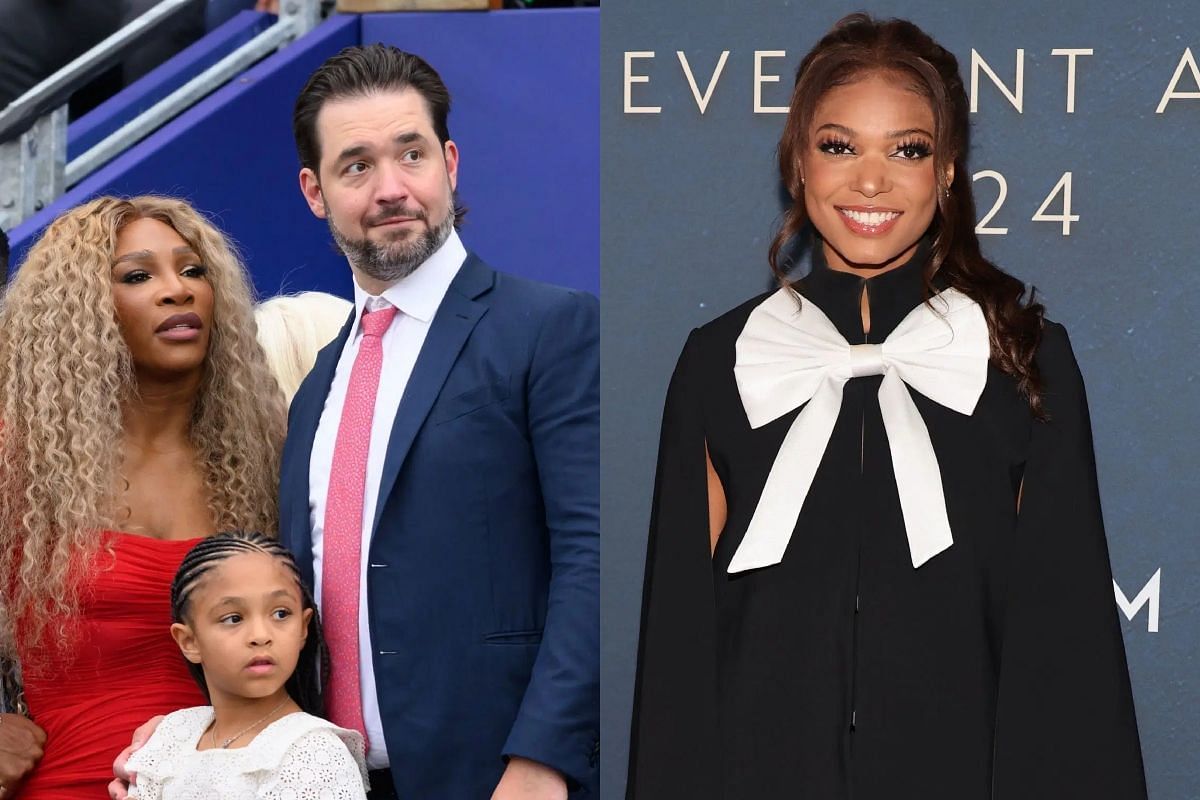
1114 569 1161 633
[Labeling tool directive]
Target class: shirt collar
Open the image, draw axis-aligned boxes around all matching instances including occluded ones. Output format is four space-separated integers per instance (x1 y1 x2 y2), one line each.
351 228 468 325
795 235 936 344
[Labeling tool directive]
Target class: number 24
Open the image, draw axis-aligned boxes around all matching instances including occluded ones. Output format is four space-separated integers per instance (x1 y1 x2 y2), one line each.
973 170 1078 236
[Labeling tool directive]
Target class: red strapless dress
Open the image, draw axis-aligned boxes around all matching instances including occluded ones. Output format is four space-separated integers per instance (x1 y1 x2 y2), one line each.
16 531 208 798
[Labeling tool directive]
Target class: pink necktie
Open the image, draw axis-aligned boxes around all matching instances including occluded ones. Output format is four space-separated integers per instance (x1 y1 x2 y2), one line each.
323 303 397 743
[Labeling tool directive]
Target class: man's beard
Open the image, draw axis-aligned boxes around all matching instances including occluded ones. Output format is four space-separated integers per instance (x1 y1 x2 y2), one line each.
327 200 455 284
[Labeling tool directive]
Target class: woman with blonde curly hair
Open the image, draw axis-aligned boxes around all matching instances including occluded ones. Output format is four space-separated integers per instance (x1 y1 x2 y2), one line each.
0 195 286 797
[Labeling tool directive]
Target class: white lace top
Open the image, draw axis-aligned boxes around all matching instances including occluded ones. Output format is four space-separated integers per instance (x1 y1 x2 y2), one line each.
126 707 368 800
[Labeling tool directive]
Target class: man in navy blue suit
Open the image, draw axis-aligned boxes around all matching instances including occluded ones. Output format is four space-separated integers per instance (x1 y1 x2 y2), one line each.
281 46 599 799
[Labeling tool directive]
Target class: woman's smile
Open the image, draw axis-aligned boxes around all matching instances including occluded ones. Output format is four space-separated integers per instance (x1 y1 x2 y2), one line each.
835 206 904 236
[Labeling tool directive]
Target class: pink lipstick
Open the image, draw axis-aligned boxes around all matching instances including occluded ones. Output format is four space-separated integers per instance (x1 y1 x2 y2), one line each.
155 312 203 342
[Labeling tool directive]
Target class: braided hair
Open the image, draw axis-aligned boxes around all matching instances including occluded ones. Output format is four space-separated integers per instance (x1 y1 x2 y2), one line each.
171 531 328 716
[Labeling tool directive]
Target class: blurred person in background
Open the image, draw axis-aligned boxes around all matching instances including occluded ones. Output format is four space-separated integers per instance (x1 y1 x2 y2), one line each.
255 290 353 407
0 0 205 117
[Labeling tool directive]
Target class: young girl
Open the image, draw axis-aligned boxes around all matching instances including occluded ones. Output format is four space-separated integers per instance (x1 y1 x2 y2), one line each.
125 532 368 799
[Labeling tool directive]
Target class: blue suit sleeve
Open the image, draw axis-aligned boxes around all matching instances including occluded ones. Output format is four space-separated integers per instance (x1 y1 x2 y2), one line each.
500 289 600 792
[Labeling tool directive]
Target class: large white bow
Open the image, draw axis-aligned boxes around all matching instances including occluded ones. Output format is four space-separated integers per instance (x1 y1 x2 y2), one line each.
729 287 990 574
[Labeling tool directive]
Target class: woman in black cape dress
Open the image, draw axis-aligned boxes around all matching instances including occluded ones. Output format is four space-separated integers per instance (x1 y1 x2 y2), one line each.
628 13 1146 798
627 237 1146 799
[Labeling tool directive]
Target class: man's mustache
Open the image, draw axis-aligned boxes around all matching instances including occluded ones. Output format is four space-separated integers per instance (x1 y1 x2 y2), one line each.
366 205 428 226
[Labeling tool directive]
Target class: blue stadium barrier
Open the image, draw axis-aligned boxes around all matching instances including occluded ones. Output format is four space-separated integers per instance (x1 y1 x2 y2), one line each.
69 10 275 158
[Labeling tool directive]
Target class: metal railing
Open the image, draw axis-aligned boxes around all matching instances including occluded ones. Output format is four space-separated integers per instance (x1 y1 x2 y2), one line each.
0 0 321 232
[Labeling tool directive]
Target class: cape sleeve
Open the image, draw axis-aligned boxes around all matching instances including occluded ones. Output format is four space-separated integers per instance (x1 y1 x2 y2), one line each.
991 322 1147 798
626 330 722 800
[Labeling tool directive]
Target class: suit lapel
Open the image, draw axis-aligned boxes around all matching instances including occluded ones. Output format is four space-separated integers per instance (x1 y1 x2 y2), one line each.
371 255 494 537
282 311 354 586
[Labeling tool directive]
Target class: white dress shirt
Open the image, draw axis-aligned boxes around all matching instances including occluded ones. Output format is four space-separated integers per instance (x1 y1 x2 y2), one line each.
308 230 467 769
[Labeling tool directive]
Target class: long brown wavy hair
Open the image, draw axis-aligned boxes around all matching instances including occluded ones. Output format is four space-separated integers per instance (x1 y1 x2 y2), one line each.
0 196 286 656
770 13 1046 413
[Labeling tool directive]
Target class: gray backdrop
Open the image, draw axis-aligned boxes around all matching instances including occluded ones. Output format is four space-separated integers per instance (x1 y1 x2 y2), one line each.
601 2 1200 797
